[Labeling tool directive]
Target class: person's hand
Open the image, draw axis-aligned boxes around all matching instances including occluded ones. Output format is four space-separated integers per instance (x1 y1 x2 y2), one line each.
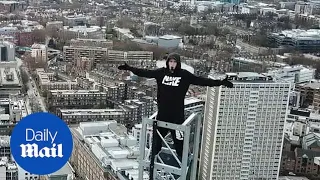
118 63 130 70
222 77 233 88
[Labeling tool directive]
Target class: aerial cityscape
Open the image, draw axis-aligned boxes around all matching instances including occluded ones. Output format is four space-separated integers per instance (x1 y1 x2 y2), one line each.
0 0 320 179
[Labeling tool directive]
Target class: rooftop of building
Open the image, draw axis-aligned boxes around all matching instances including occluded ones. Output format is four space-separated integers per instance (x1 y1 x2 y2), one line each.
271 29 320 40
232 57 287 67
0 157 17 171
159 34 182 40
64 45 108 50
267 64 315 74
31 43 47 49
59 109 125 116
296 147 320 158
64 14 87 19
108 50 153 54
0 67 20 86
49 89 106 94
71 121 149 180
0 136 9 147
71 38 112 42
65 26 101 33
210 72 290 84
297 82 320 89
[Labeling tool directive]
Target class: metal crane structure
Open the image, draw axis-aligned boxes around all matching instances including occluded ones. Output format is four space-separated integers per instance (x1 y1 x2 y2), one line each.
138 112 202 180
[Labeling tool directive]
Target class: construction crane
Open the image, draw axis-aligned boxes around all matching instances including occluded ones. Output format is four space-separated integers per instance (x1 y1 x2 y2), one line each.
138 112 202 180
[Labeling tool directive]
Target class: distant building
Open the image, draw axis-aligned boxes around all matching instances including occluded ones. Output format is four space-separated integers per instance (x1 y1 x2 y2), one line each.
200 72 291 180
269 29 320 53
0 64 22 97
0 156 18 180
70 38 113 49
63 15 87 27
17 164 39 180
70 121 149 180
40 162 75 180
0 41 15 62
31 43 48 62
158 35 182 48
266 65 315 84
63 45 108 67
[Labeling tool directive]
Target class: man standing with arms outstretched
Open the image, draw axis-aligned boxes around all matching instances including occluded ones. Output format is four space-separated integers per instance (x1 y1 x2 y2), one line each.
118 53 233 160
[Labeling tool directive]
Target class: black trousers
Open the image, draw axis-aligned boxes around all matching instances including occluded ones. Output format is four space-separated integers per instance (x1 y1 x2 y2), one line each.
152 126 184 159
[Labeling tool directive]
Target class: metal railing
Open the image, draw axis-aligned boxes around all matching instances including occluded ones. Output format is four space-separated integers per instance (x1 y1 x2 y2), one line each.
138 112 202 180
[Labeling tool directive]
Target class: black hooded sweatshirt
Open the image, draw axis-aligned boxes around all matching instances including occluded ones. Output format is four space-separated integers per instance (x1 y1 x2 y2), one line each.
127 53 223 124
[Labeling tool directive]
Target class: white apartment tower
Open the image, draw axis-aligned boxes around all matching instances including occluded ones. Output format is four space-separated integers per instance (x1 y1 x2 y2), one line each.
199 72 291 180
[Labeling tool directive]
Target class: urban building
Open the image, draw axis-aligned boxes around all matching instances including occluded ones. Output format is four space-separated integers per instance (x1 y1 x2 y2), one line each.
107 50 153 62
40 162 75 180
63 15 88 27
232 57 287 73
266 65 315 84
70 38 113 49
0 41 15 62
75 77 95 90
73 57 93 77
47 90 108 112
269 29 320 53
199 72 291 180
35 68 79 94
46 21 63 31
17 164 39 180
132 122 153 148
123 98 154 121
295 82 320 108
158 35 182 48
63 45 108 67
112 27 134 41
57 109 127 124
64 26 104 39
0 63 22 98
0 157 18 180
0 95 29 135
31 43 48 62
70 121 148 180
0 136 10 158
293 148 320 177
184 97 205 117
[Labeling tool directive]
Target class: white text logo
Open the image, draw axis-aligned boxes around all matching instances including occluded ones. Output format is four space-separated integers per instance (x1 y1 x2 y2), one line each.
162 75 181 86
20 128 63 158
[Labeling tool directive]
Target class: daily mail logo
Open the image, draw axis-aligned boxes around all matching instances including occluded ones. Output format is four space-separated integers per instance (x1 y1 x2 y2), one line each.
20 129 63 158
10 113 73 175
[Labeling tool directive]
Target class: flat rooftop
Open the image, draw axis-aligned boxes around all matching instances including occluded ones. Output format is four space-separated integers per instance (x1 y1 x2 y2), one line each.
0 67 20 86
59 109 125 116
210 72 291 84
49 89 106 95
71 121 149 179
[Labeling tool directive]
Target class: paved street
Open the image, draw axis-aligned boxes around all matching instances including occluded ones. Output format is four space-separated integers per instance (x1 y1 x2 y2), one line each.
17 57 47 112
26 79 47 112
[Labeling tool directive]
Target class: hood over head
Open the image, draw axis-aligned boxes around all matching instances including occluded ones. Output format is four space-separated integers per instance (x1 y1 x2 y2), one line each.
166 53 181 71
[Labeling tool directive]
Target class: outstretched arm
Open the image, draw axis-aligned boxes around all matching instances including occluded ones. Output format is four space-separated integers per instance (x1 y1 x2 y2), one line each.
118 63 162 79
186 71 233 87
129 66 162 78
